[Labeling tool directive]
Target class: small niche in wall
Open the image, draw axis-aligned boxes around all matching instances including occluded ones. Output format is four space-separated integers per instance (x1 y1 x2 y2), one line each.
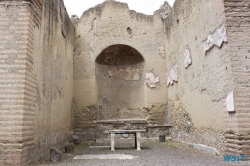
127 27 132 38
127 27 132 34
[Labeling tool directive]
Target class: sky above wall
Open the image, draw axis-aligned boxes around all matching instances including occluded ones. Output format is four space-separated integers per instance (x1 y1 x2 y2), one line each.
64 0 175 18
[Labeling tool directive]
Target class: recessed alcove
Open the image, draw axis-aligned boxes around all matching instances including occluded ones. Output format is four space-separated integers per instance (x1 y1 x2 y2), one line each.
95 44 145 125
96 44 145 80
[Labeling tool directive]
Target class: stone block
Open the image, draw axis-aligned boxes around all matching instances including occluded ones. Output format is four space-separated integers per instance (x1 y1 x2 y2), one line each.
50 147 63 162
73 135 80 144
159 135 166 142
64 143 74 153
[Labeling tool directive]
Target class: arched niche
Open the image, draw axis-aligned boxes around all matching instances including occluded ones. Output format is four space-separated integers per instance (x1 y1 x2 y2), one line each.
95 44 145 80
95 44 146 120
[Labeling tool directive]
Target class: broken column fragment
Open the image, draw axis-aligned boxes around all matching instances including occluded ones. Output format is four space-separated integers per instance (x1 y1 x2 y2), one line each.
154 1 171 19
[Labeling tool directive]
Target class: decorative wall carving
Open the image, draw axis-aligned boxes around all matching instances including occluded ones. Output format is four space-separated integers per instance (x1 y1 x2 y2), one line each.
167 64 178 86
146 72 160 88
217 24 227 47
203 24 227 54
158 44 166 59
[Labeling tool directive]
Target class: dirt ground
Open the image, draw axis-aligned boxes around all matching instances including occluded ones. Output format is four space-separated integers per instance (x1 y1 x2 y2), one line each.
30 140 249 166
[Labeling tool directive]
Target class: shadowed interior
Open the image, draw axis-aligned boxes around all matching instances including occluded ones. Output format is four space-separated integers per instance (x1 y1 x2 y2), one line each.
95 44 145 66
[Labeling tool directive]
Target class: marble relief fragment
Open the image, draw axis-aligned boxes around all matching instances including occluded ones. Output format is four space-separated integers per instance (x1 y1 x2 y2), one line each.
217 24 227 47
146 72 160 88
207 34 214 44
226 91 235 112
184 49 192 68
202 24 227 54
167 64 178 86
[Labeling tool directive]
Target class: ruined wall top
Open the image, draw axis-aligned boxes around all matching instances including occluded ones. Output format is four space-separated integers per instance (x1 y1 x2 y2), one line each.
78 0 169 20
154 1 171 19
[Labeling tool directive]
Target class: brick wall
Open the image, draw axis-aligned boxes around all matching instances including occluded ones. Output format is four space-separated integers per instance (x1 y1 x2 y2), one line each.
0 0 74 165
0 0 42 165
224 0 250 156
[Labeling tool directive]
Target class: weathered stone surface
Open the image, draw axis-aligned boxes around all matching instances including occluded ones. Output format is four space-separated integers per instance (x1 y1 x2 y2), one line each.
65 143 74 153
154 1 171 19
202 24 228 54
105 64 144 81
71 14 80 25
96 119 148 140
167 99 225 152
159 135 166 142
73 0 167 143
167 64 178 86
2 0 250 163
158 44 166 59
184 49 192 68
50 147 63 162
146 73 160 88
0 0 74 165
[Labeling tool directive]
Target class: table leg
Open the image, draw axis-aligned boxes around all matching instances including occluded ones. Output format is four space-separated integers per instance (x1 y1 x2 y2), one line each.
136 131 141 151
134 133 137 148
111 132 115 151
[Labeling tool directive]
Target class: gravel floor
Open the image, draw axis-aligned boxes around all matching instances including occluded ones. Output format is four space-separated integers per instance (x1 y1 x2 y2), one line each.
32 140 249 166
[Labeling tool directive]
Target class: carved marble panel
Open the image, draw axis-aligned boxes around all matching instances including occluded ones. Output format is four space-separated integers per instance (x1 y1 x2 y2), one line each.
167 64 178 86
203 24 227 54
146 72 160 88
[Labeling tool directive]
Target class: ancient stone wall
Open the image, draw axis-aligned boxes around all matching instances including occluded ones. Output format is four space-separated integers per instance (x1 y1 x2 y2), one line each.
1 0 249 163
73 0 168 140
32 0 74 162
224 0 250 157
164 0 233 152
0 0 42 165
0 0 74 165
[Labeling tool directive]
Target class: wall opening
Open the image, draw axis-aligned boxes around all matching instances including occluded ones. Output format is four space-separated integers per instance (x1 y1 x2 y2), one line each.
95 44 145 122
95 44 145 80
96 44 144 66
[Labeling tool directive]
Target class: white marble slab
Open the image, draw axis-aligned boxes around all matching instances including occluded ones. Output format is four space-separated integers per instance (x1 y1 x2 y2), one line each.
73 154 137 160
